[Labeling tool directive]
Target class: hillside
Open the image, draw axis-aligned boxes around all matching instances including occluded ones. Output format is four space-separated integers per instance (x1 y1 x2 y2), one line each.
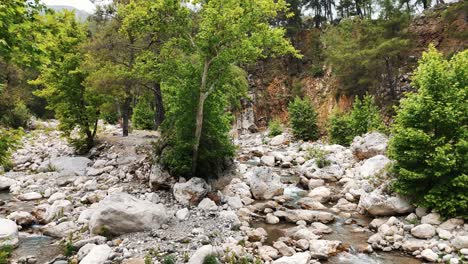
236 1 467 132
47 5 90 21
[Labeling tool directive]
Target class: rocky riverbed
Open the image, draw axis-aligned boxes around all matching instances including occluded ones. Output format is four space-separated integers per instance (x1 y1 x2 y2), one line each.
0 122 467 264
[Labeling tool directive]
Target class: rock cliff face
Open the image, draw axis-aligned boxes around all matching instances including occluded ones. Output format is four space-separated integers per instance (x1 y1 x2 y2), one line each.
235 2 467 132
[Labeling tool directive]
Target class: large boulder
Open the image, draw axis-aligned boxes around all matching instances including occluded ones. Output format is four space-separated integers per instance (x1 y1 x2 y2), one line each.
89 192 168 236
411 224 436 239
80 244 112 264
0 218 19 247
45 156 91 175
42 221 77 238
44 199 73 223
173 177 210 205
354 155 391 178
351 132 388 160
247 167 283 200
309 240 341 260
7 211 35 226
358 188 413 216
149 165 175 190
270 134 286 146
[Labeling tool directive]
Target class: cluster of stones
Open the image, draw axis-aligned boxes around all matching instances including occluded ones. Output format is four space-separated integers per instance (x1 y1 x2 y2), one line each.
1 122 467 264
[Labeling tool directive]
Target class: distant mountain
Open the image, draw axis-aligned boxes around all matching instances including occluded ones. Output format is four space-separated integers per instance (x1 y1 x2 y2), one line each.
47 5 90 21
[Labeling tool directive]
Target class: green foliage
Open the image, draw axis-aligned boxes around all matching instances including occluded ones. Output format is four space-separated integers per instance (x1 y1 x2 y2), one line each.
268 119 283 137
203 254 219 264
162 255 176 264
144 254 152 264
32 11 106 152
328 110 353 146
328 94 385 146
388 46 467 218
307 147 331 168
132 97 155 130
288 97 319 141
0 101 31 129
0 128 23 170
321 12 410 97
0 246 13 264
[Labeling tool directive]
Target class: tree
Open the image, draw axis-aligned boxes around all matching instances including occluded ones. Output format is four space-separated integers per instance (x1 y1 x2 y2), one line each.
288 97 320 141
321 12 410 99
187 0 300 175
32 11 106 152
389 46 467 217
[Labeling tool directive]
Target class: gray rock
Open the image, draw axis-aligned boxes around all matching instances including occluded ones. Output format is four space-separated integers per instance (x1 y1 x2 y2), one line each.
149 165 175 190
197 198 218 211
41 221 76 238
46 156 91 175
80 244 112 264
0 218 19 247
411 224 436 239
18 192 42 201
173 177 209 205
351 132 388 160
270 135 286 146
89 192 168 236
176 208 190 220
0 176 15 190
272 252 310 264
274 209 335 224
355 155 391 178
452 236 468 249
309 240 341 260
247 167 283 200
7 211 35 226
420 248 438 262
308 186 331 203
358 188 413 216
261 155 276 167
45 199 73 223
421 213 442 225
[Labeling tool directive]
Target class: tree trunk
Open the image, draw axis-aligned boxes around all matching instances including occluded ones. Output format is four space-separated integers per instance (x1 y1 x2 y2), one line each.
122 96 132 137
153 83 165 129
191 59 210 175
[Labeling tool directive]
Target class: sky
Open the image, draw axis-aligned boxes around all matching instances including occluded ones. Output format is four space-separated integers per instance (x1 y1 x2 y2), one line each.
41 0 96 13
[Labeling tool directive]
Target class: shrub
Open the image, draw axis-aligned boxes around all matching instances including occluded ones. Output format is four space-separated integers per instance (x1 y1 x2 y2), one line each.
0 128 22 171
288 97 319 141
162 254 176 264
328 94 385 146
132 98 155 130
388 46 467 218
0 102 31 129
0 246 13 264
203 254 219 264
328 110 353 146
268 119 283 137
307 147 331 168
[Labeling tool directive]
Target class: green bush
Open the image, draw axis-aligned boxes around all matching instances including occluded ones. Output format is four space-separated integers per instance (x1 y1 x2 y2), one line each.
203 254 219 264
0 246 13 264
162 254 176 264
388 46 467 218
132 98 155 130
0 128 22 171
268 119 283 137
288 97 319 141
307 147 331 168
328 110 353 146
0 102 31 129
328 94 385 146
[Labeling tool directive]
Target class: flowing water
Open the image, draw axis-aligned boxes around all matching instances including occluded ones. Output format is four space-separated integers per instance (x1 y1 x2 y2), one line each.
1 191 62 262
251 184 421 264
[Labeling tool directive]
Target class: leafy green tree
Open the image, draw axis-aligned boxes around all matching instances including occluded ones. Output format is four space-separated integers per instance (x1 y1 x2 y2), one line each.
132 97 155 130
269 119 284 137
288 97 320 141
185 0 300 175
389 46 467 217
321 12 410 98
33 11 106 152
0 102 31 129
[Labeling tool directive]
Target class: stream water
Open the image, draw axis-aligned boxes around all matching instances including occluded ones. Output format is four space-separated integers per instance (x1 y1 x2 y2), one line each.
251 185 421 264
1 191 62 262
